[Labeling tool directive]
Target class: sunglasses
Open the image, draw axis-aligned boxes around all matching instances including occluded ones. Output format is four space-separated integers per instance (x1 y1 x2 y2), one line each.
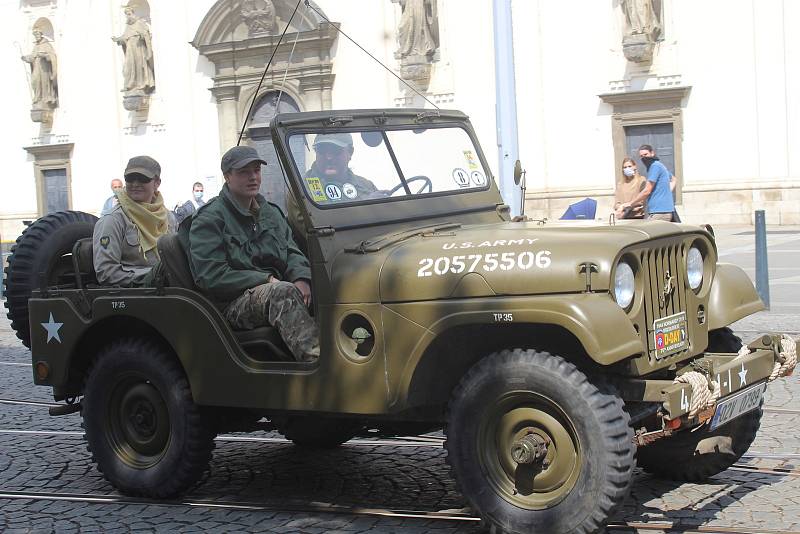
124 174 154 184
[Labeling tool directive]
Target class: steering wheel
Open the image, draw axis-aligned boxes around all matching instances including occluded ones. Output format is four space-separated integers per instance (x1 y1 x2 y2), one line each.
388 175 433 196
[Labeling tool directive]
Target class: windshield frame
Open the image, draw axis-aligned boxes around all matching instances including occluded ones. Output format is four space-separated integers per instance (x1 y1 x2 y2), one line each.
285 123 492 210
270 109 502 232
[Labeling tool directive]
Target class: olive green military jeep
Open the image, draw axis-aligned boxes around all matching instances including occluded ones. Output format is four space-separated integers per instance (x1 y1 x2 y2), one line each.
4 109 796 534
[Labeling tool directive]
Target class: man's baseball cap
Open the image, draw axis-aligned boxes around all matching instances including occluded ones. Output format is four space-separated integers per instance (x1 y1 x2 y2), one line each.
124 155 161 180
313 132 353 149
221 146 268 174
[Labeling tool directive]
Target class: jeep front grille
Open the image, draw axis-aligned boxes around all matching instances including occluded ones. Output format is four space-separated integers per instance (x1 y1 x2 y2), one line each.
640 243 689 358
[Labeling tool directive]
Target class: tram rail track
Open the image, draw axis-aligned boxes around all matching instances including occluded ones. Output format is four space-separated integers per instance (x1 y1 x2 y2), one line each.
0 488 797 534
0 427 798 479
606 521 800 534
2 394 800 532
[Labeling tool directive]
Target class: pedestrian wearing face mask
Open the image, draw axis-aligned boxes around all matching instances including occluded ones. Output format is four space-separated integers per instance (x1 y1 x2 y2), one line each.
620 144 675 222
174 182 207 225
614 157 646 219
93 156 176 286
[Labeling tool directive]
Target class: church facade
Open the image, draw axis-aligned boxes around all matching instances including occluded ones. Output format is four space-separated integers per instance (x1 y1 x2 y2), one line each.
1 0 797 249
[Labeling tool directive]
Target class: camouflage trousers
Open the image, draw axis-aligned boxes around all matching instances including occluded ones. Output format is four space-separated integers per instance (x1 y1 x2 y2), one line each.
224 281 320 362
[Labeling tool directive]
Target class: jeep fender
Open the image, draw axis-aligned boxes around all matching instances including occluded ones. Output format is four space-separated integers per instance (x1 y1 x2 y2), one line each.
388 293 644 406
707 263 765 331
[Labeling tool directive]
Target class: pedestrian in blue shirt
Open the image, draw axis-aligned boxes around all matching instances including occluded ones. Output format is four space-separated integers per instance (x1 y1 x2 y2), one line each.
620 144 675 221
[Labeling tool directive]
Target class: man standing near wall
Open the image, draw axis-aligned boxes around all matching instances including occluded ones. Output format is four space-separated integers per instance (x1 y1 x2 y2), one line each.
620 144 675 221
101 179 125 216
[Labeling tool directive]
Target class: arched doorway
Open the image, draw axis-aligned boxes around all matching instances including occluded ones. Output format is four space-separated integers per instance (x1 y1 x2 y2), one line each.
192 0 338 153
246 91 303 210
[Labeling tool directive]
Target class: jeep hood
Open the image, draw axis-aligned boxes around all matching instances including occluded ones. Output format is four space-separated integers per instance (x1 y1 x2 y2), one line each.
372 220 689 303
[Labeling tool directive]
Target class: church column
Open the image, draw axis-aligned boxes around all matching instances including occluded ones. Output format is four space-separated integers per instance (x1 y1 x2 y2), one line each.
210 86 241 153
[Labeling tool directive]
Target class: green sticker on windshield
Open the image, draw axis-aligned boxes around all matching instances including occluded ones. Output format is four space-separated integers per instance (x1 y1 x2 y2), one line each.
463 150 479 170
306 177 327 202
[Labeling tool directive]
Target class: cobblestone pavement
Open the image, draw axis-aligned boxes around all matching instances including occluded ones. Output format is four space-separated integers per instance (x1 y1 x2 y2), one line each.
1 227 798 533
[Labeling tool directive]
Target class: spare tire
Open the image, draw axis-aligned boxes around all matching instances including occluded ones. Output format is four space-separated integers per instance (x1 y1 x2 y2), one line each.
3 211 98 347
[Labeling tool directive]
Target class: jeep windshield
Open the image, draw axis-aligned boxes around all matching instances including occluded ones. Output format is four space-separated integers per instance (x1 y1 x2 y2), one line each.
287 126 491 207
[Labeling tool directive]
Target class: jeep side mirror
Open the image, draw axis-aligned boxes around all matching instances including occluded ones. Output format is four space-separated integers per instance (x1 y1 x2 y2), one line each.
513 160 527 217
513 160 525 185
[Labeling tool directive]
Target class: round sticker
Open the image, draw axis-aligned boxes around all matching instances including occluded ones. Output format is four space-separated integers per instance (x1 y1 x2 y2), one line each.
470 171 487 186
342 183 358 199
325 184 342 200
452 168 470 188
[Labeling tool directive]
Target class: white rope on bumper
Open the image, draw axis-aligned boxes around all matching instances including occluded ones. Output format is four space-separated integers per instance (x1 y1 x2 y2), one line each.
672 335 796 419
769 334 797 381
674 371 720 418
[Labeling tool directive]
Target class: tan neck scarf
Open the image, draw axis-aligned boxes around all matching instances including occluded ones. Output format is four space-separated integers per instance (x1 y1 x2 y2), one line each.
117 190 169 259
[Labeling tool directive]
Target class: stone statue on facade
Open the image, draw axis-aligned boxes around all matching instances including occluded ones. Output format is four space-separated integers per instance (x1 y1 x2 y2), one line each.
398 0 438 59
621 0 663 63
242 0 276 36
394 0 439 92
21 27 58 122
112 6 155 110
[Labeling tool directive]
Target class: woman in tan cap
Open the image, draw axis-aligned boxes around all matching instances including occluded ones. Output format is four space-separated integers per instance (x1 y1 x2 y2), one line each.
93 155 176 286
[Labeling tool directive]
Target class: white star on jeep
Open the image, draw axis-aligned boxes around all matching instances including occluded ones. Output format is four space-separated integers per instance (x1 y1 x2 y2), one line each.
738 362 748 387
41 313 63 344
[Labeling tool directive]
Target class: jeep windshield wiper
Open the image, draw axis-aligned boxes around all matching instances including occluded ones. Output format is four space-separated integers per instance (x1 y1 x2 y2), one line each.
346 222 461 254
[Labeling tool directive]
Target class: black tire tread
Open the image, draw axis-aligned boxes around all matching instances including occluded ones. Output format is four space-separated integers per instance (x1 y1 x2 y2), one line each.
3 210 97 347
81 338 215 498
444 348 635 534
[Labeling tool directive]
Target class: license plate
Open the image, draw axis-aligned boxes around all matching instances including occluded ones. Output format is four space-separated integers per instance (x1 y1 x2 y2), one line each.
653 312 688 359
709 381 767 430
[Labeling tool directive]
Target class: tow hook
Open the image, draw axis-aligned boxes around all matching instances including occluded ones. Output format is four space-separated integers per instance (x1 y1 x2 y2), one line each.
49 398 81 416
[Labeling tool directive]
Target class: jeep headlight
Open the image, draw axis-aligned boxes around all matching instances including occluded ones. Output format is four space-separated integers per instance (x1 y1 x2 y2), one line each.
687 246 703 290
614 261 635 309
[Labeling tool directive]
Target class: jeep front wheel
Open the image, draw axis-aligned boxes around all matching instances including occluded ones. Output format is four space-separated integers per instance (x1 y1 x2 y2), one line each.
82 339 215 498
445 349 634 534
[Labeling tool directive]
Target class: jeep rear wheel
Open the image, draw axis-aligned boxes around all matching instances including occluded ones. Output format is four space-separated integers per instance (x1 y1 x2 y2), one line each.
3 210 97 347
445 349 634 534
635 327 762 482
82 339 215 497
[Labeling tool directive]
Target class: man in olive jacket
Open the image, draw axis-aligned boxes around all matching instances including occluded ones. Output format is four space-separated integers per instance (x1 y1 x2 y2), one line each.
183 146 319 362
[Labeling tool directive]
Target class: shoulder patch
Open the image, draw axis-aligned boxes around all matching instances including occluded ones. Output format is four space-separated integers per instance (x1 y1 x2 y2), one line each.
100 236 110 249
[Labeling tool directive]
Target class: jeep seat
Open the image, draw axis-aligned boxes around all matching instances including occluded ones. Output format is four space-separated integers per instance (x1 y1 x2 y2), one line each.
156 234 196 290
155 234 293 362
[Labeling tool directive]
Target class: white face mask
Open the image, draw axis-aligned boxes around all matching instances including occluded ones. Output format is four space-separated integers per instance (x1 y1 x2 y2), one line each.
623 167 636 177
193 191 204 201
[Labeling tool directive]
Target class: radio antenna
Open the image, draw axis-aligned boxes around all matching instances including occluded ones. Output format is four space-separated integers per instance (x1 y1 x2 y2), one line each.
237 0 303 146
302 0 439 110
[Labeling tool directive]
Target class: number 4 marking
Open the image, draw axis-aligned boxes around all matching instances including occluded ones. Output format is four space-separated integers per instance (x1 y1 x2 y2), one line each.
680 389 690 412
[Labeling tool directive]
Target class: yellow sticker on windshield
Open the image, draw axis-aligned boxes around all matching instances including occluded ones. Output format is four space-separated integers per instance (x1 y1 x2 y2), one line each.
463 150 479 170
306 177 327 202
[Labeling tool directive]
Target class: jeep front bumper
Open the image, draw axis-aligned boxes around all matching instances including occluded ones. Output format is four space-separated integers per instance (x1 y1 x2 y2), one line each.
621 333 796 422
